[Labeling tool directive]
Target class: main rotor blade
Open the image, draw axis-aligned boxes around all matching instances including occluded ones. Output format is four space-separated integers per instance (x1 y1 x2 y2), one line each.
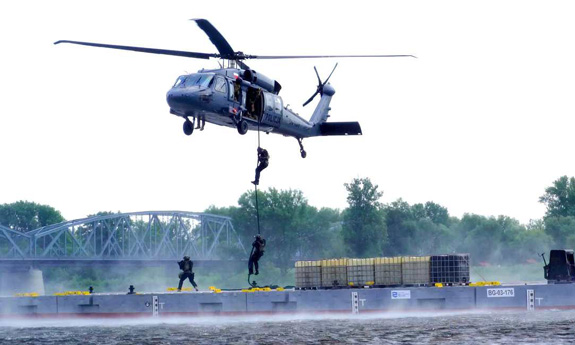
249 54 416 59
54 40 216 60
191 19 235 59
237 60 250 71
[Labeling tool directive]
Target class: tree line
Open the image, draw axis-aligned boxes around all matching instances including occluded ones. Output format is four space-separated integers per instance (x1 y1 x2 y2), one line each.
2 176 574 268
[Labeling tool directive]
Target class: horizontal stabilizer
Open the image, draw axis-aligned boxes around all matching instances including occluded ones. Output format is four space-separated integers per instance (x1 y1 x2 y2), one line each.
320 122 362 136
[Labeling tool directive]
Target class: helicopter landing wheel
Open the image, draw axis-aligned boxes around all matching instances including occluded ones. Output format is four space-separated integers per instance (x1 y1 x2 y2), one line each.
297 138 306 158
233 109 243 124
183 119 194 136
237 119 248 135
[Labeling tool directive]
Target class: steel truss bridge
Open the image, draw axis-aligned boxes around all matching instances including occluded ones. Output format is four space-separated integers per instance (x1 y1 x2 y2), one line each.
0 211 246 265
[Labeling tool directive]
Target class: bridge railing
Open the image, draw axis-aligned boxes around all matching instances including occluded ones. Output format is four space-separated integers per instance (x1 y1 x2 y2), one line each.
0 225 31 258
0 211 246 261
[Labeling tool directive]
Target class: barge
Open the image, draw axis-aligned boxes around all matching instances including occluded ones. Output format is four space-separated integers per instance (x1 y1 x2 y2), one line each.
2 283 575 318
1 251 574 318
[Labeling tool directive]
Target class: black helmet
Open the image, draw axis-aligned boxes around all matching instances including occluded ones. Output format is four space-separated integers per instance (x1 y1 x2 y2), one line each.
183 256 190 260
255 235 261 240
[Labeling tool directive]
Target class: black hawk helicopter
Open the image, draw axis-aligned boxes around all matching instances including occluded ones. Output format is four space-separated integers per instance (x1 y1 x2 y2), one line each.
55 19 414 158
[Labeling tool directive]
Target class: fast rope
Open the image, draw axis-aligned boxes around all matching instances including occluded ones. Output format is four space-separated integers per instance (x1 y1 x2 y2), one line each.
248 102 263 288
254 116 262 235
247 245 257 287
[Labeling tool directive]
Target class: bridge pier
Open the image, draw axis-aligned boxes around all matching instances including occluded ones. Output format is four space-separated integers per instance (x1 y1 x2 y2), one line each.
0 267 45 296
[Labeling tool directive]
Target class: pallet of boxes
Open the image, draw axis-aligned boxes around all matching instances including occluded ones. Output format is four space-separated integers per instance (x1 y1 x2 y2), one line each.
321 258 348 288
295 254 470 289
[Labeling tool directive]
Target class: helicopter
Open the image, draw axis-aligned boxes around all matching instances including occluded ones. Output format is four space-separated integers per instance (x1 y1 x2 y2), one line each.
55 19 414 158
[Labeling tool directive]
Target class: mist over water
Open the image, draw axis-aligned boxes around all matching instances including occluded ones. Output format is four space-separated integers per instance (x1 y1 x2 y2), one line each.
1 310 574 344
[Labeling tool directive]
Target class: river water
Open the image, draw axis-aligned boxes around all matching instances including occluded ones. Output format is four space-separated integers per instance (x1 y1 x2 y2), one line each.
1 310 574 344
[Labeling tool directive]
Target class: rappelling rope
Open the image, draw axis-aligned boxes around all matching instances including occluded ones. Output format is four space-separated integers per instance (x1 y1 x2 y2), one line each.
254 183 261 235
254 104 262 235
247 245 256 287
247 100 263 288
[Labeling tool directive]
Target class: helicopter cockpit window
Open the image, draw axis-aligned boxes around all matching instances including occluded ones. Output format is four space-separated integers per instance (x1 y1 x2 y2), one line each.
264 93 274 112
173 76 186 88
274 96 283 113
183 74 214 88
214 77 227 93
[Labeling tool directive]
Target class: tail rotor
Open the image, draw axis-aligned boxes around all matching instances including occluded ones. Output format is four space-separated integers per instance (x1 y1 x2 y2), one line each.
302 63 338 107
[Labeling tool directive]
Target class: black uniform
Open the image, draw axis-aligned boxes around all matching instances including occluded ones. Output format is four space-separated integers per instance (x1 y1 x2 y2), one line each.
234 77 243 103
177 257 198 291
248 236 266 275
252 148 269 186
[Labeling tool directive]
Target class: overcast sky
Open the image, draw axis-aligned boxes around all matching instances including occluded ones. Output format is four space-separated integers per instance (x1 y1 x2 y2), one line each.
1 0 574 224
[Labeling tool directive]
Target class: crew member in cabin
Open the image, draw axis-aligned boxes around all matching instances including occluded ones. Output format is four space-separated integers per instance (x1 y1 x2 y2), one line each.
177 256 199 291
234 77 243 104
248 235 266 275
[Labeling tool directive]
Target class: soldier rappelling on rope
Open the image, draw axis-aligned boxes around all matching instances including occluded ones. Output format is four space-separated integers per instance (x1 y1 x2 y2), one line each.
252 147 269 186
248 235 266 276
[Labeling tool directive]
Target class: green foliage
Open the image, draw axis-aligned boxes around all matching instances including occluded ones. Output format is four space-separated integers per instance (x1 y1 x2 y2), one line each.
384 199 454 256
543 216 575 248
0 200 65 231
342 178 387 257
538 176 575 247
383 199 414 256
511 225 553 261
208 177 562 268
455 215 518 262
208 188 342 274
422 201 451 226
539 176 575 218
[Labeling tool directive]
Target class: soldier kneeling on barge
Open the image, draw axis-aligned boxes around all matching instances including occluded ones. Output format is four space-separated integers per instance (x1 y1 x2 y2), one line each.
177 256 199 291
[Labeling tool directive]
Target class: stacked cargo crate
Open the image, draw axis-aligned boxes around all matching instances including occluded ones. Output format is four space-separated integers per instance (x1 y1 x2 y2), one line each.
374 257 402 286
401 256 430 285
295 261 321 288
295 253 468 288
347 258 375 286
320 258 348 288
430 254 470 285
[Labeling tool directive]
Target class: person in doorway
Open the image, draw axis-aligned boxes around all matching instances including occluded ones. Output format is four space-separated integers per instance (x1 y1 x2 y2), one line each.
252 147 269 186
253 88 263 121
234 77 243 104
177 256 199 291
248 235 266 275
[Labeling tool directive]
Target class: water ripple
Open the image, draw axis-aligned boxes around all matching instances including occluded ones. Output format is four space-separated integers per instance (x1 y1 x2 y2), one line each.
1 310 575 345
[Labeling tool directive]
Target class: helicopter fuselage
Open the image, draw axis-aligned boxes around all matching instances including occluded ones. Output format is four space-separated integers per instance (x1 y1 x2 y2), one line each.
166 68 319 139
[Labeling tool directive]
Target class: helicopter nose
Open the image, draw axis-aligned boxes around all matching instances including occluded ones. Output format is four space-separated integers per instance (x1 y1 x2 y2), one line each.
166 89 191 110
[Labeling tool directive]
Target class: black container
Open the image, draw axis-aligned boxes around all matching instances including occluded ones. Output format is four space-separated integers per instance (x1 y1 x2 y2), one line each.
430 254 470 284
545 249 575 283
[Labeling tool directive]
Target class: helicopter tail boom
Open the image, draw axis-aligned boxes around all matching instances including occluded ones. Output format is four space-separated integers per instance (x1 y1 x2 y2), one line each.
319 122 362 136
308 82 336 125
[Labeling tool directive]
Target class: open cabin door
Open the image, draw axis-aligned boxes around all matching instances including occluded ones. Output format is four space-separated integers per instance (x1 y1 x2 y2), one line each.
246 86 264 122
